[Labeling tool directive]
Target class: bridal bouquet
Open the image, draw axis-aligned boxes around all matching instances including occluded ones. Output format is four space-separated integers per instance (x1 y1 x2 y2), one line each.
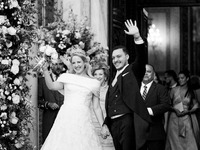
34 10 95 72
33 45 58 72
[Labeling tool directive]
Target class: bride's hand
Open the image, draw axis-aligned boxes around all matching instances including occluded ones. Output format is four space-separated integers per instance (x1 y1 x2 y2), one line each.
42 61 49 72
100 124 110 139
60 55 72 72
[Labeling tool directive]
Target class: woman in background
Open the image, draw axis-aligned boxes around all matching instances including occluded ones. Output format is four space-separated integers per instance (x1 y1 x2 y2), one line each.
92 63 115 150
154 72 162 84
165 70 200 150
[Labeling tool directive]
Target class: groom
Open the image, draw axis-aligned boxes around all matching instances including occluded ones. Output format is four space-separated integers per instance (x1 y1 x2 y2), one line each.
101 19 151 150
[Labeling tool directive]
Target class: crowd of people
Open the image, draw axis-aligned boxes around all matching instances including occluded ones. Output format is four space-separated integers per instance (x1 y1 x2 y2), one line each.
37 19 200 150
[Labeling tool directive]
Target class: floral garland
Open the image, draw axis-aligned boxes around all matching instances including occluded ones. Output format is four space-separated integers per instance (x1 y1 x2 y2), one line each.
36 9 109 72
0 0 37 149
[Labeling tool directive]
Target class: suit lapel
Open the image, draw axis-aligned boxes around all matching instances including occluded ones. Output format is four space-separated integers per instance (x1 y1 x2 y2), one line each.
117 65 131 92
117 74 122 92
145 82 156 101
105 84 112 110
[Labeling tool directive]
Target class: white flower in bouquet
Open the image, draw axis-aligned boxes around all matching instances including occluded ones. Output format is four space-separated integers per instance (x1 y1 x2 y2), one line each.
1 104 7 111
6 41 13 48
58 42 66 49
10 116 19 124
0 112 8 120
12 59 20 66
1 26 8 35
45 45 56 56
15 141 22 149
56 32 61 37
4 90 10 95
11 65 19 75
11 59 20 75
10 112 19 124
12 94 20 104
9 0 20 9
19 86 23 90
39 45 46 53
7 27 17 35
75 31 81 39
8 96 12 100
1 59 9 65
62 29 70 35
51 52 59 64
18 76 23 82
13 78 21 85
0 75 5 85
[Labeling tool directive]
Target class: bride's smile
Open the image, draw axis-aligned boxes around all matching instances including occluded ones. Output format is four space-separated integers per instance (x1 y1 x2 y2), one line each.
72 56 86 75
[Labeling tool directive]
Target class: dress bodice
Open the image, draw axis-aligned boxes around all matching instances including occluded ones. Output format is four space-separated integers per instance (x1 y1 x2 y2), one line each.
57 73 100 108
173 87 191 111
41 73 103 150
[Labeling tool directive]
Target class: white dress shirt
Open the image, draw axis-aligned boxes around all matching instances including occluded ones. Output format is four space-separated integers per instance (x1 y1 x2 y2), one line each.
112 64 129 86
140 81 154 116
111 64 129 119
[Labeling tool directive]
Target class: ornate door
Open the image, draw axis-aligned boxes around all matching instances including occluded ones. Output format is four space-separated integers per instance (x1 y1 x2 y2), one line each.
108 0 148 79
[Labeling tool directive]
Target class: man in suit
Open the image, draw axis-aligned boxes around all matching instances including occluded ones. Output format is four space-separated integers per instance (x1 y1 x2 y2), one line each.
38 61 65 143
140 64 171 150
101 19 151 150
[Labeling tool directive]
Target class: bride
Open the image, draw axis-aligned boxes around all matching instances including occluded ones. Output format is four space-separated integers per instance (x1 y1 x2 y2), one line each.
40 48 109 150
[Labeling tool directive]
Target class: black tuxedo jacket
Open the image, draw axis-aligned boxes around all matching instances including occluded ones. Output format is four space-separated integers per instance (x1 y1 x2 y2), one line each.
38 77 64 142
105 43 151 150
144 82 171 140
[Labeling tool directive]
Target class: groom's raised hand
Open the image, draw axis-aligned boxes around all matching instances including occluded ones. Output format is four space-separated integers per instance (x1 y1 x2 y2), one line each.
124 19 143 43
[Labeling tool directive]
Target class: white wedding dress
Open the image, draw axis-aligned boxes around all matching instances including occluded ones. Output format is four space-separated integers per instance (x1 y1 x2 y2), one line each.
41 73 102 150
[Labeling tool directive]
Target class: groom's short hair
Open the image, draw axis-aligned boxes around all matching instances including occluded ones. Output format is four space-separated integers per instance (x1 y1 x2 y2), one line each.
112 45 129 55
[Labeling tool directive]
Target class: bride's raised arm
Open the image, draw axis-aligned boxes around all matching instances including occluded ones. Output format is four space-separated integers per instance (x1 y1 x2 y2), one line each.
43 62 64 91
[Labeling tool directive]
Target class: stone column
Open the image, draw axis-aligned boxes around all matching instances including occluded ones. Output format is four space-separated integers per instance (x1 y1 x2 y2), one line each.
27 73 38 149
62 0 108 47
91 0 108 48
28 45 39 149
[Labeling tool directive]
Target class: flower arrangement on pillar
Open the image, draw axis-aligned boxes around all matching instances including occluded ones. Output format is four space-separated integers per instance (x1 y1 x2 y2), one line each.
35 9 109 74
0 0 37 149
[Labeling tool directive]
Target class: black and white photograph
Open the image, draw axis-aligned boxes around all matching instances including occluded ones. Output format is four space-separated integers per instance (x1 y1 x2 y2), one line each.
0 0 200 150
